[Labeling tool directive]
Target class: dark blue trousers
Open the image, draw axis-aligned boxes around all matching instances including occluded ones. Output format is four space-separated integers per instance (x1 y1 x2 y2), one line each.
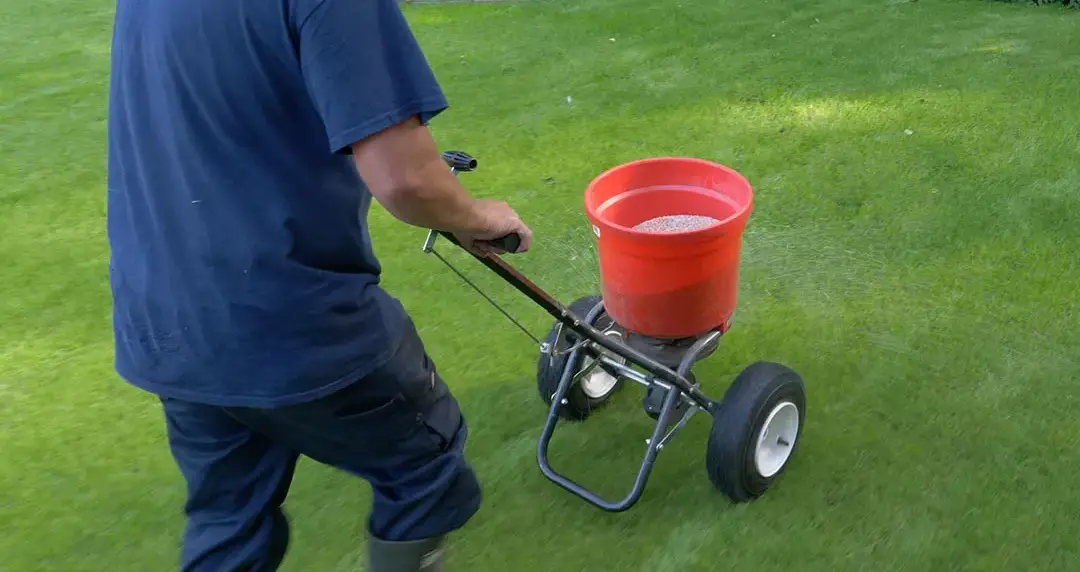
159 319 482 571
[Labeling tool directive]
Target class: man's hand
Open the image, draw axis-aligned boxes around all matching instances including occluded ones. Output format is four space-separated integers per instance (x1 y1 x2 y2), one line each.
350 116 533 253
453 199 533 254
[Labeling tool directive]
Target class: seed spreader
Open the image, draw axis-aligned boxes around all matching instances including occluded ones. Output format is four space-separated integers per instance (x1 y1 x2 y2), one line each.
422 151 806 511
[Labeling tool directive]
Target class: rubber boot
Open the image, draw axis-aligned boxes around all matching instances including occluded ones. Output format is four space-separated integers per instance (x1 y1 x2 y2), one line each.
368 535 446 572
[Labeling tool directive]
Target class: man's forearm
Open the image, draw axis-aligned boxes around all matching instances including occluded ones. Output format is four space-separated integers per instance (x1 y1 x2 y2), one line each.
351 116 490 233
373 154 490 233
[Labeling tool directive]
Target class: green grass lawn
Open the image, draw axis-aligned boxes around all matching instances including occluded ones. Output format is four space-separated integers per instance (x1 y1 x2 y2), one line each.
3 0 1080 569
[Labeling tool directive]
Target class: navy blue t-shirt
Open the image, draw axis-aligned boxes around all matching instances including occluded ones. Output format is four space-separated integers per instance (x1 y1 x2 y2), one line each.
107 0 447 407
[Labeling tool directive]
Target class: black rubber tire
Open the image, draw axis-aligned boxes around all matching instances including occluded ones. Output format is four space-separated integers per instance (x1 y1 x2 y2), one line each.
537 295 623 421
706 362 806 502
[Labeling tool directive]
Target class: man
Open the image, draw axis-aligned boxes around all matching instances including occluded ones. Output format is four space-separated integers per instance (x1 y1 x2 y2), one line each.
107 0 533 569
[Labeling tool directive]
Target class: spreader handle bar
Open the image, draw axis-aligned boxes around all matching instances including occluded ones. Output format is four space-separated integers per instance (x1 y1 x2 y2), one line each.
436 230 713 410
436 230 566 311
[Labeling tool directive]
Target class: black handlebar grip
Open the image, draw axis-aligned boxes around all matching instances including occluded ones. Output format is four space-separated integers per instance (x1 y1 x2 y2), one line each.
442 150 477 172
482 233 522 253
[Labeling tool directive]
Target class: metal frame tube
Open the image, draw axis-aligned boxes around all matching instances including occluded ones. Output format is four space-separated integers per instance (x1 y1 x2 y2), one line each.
535 301 686 512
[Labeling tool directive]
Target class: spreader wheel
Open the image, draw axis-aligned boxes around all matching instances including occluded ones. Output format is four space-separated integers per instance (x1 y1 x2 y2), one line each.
537 295 624 421
706 362 805 502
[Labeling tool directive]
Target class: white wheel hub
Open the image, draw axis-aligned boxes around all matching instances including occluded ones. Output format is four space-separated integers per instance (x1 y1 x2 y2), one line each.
578 331 624 399
753 401 799 478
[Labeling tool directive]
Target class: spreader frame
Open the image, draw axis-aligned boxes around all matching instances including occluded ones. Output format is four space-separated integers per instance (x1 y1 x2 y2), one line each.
421 150 804 511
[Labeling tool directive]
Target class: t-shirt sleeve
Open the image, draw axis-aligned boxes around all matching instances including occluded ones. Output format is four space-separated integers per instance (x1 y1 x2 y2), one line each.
295 0 448 154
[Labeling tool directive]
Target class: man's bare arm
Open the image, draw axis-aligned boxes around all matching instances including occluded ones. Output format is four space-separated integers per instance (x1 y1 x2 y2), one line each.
350 116 533 256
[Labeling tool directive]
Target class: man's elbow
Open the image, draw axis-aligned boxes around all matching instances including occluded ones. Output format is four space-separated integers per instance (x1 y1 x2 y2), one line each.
367 176 432 223
348 117 444 222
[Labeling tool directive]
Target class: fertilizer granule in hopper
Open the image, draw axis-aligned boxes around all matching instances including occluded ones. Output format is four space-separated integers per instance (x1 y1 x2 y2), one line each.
632 215 719 233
